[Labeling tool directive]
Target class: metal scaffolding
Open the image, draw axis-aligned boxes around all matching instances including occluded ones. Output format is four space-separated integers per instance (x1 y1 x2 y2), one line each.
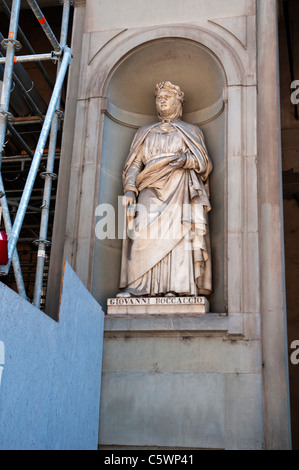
0 0 73 309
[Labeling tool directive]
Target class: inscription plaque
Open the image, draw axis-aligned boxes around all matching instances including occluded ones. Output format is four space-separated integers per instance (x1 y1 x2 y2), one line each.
107 296 209 315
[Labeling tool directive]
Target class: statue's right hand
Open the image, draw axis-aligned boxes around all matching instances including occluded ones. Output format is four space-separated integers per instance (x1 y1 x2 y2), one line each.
122 191 136 207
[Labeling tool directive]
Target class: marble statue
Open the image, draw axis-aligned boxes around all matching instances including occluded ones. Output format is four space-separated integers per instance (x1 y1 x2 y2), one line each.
117 81 213 298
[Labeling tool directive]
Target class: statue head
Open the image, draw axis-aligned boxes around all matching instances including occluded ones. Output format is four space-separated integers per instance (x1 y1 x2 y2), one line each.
155 81 185 121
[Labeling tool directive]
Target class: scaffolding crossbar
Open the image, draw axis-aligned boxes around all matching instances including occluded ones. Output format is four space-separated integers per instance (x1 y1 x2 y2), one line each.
0 52 59 65
0 0 54 90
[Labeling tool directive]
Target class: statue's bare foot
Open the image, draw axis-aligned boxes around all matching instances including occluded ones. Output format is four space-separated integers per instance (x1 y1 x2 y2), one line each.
164 292 176 297
116 291 132 298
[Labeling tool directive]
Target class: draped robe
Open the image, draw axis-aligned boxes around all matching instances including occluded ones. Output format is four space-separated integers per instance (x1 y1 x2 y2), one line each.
119 119 213 296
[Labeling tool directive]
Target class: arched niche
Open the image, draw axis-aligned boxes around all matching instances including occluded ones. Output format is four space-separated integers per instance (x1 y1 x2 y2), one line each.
92 37 226 313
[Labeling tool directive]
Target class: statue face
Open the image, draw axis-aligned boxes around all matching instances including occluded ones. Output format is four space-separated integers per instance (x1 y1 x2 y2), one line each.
156 90 180 119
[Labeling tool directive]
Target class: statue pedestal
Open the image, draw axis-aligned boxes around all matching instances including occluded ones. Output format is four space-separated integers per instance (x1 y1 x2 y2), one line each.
107 296 209 315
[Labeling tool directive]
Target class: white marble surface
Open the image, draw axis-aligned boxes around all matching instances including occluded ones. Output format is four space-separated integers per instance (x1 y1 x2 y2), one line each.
107 296 210 314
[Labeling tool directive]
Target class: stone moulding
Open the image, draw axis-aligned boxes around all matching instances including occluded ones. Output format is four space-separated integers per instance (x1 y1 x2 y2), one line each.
208 15 248 50
85 23 247 100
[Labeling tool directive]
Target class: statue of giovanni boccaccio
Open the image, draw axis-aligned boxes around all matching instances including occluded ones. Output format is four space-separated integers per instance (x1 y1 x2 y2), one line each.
117 81 213 298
